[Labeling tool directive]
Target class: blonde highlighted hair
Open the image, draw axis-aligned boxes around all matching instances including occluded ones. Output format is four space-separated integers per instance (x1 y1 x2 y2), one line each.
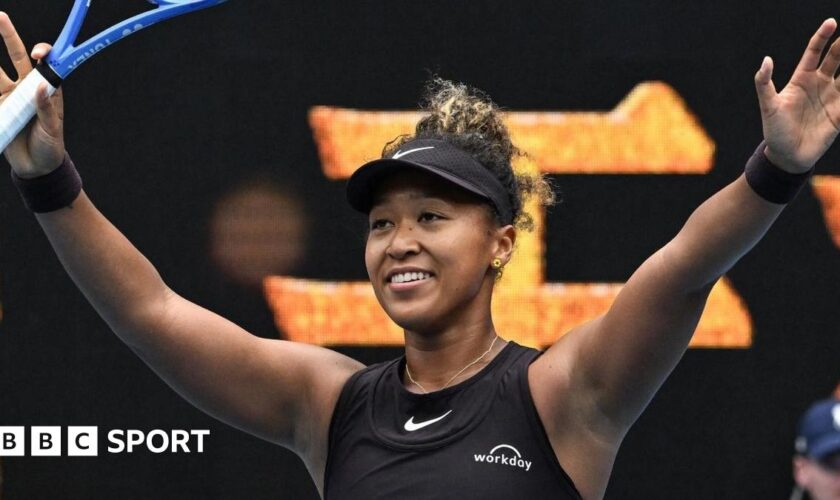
383 78 556 231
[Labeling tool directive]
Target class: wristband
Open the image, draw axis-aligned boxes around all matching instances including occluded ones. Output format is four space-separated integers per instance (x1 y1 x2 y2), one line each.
745 141 814 204
10 154 83 213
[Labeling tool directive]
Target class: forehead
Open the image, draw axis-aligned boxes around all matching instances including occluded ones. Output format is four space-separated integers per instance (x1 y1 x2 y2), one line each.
369 168 487 210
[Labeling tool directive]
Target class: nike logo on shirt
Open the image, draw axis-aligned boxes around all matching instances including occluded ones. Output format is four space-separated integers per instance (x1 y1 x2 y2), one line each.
404 410 453 432
391 146 435 159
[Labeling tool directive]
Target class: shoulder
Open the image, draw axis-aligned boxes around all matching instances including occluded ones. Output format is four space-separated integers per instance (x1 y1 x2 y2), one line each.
297 353 396 434
330 357 400 417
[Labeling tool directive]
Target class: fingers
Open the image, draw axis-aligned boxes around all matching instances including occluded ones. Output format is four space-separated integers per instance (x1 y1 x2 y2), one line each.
50 85 64 124
820 35 840 79
35 82 61 138
31 44 56 115
0 13 18 92
0 65 12 93
795 18 837 75
31 43 52 62
2 45 52 94
0 12 32 78
755 56 778 114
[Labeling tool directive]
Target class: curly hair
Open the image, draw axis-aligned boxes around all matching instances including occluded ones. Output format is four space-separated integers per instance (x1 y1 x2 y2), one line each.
382 78 556 231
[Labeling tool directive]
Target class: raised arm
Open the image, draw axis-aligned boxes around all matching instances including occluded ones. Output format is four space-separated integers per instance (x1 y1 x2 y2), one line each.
534 19 840 439
33 192 361 450
0 12 362 483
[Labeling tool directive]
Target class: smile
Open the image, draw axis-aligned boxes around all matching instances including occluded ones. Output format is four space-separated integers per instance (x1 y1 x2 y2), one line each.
390 272 432 284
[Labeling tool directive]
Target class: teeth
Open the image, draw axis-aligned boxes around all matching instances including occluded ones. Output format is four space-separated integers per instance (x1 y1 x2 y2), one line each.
391 272 432 284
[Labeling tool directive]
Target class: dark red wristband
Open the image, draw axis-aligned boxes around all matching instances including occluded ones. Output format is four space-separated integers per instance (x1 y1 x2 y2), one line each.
10 154 83 213
744 141 814 204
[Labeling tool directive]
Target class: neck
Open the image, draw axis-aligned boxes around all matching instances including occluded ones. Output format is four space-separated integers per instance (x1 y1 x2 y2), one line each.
403 316 505 393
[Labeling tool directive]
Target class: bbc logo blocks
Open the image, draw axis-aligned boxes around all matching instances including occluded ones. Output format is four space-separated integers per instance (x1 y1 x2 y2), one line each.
1 427 98 457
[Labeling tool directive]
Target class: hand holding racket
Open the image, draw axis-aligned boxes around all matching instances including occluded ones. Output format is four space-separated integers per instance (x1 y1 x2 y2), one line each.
0 15 64 179
0 0 227 177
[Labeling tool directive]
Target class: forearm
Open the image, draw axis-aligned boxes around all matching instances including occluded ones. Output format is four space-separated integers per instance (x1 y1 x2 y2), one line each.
34 190 169 343
666 173 786 292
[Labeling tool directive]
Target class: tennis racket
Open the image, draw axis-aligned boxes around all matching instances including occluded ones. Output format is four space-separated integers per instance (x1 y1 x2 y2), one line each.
0 0 227 153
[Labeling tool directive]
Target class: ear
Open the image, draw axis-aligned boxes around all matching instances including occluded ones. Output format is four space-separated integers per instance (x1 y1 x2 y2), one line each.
492 224 517 265
792 455 809 489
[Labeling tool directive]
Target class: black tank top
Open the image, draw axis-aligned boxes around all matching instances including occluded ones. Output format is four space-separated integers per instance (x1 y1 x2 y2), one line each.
324 341 582 499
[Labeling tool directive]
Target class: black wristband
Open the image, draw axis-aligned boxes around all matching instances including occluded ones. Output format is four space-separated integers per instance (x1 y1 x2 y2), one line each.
10 154 83 213
744 141 814 204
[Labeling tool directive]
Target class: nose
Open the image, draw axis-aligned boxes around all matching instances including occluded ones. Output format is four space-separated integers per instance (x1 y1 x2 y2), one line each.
386 220 420 260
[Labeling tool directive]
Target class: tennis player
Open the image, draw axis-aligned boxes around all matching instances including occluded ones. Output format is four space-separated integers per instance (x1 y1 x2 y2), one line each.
2 11 840 499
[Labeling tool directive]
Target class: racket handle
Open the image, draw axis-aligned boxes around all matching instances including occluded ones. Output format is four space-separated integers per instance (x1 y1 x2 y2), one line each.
0 70 57 154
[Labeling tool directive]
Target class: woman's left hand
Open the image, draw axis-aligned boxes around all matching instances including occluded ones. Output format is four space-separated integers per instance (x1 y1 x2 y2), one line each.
755 18 840 173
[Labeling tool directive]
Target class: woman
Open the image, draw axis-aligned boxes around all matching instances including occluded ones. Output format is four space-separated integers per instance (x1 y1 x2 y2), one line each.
2 10 839 499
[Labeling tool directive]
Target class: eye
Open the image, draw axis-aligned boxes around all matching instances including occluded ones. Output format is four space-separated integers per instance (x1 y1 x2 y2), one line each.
419 212 443 222
370 219 391 231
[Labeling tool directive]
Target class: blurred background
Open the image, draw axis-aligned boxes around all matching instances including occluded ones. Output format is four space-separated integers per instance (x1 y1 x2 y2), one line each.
1 0 839 498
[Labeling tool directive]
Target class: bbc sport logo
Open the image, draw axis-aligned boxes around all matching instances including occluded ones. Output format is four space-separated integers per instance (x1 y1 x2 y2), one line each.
0 427 209 457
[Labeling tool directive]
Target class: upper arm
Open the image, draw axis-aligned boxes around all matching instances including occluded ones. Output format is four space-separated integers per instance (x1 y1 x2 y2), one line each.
543 176 786 434
126 287 364 452
583 244 713 424
537 240 715 436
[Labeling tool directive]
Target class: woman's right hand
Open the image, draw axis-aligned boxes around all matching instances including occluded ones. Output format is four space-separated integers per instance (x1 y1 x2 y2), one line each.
0 12 65 179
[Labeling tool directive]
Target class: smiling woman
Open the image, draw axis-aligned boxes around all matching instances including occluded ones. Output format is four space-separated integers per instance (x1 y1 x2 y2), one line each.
322 81 586 499
346 78 557 373
346 79 556 348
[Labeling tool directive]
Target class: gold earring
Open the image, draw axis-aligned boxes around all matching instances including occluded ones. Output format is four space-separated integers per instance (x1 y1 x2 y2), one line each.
491 258 504 281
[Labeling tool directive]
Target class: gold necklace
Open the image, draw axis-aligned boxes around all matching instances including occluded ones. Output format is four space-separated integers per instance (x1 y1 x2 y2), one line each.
405 335 500 394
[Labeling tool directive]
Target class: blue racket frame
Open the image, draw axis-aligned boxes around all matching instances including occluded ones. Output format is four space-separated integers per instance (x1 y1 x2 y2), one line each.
0 0 226 154
47 0 227 79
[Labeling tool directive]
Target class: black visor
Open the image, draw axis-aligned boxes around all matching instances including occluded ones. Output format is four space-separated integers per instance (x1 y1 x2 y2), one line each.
346 138 514 225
